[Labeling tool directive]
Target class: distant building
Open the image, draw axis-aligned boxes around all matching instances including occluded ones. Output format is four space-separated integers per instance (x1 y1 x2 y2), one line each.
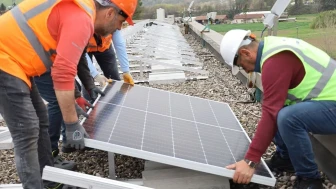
232 13 265 24
231 10 289 24
195 15 228 24
156 8 165 21
238 11 288 18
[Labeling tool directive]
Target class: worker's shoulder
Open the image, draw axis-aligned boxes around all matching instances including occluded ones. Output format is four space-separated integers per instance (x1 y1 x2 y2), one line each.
266 50 302 66
53 1 93 18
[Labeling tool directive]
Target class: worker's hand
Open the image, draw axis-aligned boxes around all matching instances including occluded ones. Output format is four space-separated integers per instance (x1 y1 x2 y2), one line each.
76 96 93 111
88 87 105 103
123 72 134 86
226 160 255 184
75 103 89 118
94 74 108 87
64 121 89 150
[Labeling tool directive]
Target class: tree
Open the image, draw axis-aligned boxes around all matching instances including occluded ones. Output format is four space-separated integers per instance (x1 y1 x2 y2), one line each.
133 0 143 20
319 0 336 11
0 3 6 11
294 0 303 8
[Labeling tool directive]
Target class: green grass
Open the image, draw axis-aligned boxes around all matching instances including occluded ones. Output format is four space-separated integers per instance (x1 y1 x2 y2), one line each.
0 0 23 8
210 13 336 58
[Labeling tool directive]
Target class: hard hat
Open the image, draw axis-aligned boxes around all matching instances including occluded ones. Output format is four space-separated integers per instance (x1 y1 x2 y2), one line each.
220 29 252 75
96 0 138 25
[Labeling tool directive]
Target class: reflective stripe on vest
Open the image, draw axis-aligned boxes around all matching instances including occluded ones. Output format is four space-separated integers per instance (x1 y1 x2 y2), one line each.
261 42 336 103
78 1 93 17
11 0 57 70
11 0 94 70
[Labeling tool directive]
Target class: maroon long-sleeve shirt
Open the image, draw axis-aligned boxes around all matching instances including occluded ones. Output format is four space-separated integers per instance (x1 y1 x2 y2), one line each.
245 50 306 163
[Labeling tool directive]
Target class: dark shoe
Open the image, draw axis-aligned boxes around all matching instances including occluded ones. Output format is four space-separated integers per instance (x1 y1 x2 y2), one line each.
62 145 93 153
52 150 77 171
44 181 63 189
61 146 77 153
293 177 323 189
61 185 85 189
265 152 295 173
44 182 83 189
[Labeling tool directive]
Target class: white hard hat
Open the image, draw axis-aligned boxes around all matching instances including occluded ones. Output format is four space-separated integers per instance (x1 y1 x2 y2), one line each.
220 29 252 75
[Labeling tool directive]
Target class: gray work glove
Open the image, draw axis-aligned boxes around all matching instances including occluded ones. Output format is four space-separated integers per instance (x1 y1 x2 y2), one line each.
88 86 105 103
75 103 89 118
64 121 89 150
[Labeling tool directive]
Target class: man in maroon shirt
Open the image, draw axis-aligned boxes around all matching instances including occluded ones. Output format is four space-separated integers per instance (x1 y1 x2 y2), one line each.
219 29 336 189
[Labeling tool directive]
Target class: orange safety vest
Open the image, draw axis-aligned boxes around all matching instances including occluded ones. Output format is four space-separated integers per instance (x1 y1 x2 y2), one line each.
87 34 113 53
0 0 96 88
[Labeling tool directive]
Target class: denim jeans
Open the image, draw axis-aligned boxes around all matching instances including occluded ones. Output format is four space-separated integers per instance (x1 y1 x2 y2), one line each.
34 71 66 151
88 46 121 80
275 100 336 179
0 70 53 189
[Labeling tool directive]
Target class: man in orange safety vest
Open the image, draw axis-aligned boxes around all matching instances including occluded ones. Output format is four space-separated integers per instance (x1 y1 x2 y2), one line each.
0 0 137 188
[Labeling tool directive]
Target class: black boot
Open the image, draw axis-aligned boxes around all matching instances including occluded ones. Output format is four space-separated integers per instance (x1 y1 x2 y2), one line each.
293 177 323 189
52 149 77 171
43 181 63 189
265 152 295 173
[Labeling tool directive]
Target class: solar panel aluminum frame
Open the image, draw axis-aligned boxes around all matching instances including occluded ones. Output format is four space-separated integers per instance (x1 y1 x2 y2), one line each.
42 166 153 189
80 82 276 187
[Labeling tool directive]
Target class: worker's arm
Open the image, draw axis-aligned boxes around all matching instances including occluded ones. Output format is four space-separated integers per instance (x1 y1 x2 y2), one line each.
48 2 94 123
112 30 130 73
245 51 303 163
112 30 134 85
77 49 105 102
86 53 99 78
85 52 108 87
77 48 96 91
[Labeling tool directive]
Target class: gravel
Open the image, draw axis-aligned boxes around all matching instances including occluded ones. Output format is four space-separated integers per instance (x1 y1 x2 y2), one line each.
0 25 335 189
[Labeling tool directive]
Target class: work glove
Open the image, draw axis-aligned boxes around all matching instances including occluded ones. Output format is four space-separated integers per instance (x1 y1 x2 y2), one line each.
123 72 134 86
94 74 108 87
75 103 89 118
88 87 105 103
64 121 89 150
76 96 93 111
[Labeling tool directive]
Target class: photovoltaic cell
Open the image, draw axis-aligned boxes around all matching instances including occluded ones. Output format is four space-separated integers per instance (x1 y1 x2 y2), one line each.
142 113 174 156
83 81 276 186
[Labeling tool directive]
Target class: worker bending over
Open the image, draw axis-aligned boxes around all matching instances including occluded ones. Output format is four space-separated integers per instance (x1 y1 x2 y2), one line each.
34 48 104 171
0 0 137 188
34 29 135 170
220 29 336 189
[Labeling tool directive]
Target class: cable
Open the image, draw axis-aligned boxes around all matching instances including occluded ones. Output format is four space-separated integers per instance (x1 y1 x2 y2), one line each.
260 26 268 38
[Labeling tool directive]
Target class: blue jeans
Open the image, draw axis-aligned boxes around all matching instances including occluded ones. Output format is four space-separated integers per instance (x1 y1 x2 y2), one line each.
88 46 121 80
34 71 66 151
275 100 336 179
0 70 53 189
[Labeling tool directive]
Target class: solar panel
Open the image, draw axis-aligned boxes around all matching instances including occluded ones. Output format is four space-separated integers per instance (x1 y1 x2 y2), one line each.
82 81 276 186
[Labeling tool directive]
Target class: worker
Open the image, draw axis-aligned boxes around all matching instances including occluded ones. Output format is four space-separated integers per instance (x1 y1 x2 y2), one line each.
86 29 134 87
0 0 137 188
33 29 134 171
81 29 134 102
33 49 104 171
220 29 336 189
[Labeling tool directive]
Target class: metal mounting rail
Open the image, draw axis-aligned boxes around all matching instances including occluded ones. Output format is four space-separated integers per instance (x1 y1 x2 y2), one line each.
42 166 153 189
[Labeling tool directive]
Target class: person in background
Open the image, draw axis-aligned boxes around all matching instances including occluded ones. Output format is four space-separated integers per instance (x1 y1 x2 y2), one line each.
86 29 134 89
220 29 336 189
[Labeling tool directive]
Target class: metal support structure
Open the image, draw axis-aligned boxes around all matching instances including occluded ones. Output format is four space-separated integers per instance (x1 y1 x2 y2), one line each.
108 152 116 180
42 166 153 189
124 20 208 84
267 16 279 37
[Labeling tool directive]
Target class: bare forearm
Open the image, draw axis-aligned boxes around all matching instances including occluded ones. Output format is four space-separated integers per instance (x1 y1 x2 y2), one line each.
55 90 78 123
